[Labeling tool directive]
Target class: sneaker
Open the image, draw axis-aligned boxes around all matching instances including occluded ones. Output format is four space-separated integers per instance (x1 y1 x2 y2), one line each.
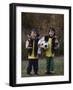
27 72 32 75
34 73 39 76
45 72 50 74
45 71 55 75
50 71 55 74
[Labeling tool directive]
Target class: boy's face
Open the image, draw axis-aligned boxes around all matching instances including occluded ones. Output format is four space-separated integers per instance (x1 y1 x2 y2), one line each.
31 31 37 39
49 30 54 37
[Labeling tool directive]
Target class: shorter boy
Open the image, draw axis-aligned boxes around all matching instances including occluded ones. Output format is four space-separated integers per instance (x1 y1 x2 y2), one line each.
26 29 39 75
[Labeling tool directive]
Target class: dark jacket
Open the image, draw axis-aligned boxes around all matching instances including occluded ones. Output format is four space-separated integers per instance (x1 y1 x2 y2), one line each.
45 36 59 53
27 38 39 57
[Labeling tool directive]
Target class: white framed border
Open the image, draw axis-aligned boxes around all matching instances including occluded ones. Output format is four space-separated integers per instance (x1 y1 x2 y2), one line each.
16 6 69 84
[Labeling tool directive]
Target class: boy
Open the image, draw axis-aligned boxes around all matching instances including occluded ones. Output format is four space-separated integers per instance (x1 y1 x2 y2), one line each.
38 27 59 74
26 29 39 75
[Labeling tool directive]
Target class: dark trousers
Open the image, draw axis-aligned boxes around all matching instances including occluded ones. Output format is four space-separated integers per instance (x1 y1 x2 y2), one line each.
27 59 38 74
46 57 54 73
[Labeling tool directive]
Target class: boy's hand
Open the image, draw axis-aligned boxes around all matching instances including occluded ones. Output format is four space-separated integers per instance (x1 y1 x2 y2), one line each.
54 40 59 50
55 39 58 43
26 46 32 50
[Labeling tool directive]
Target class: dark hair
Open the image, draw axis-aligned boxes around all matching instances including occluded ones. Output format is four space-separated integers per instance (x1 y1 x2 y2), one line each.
31 28 40 39
48 27 56 36
31 28 37 34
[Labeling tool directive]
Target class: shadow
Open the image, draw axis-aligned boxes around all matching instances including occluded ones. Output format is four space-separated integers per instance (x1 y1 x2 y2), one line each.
5 82 9 86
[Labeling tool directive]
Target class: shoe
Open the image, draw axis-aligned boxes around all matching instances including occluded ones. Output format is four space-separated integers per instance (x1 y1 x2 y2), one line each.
27 72 32 75
45 72 51 75
45 71 55 75
50 71 55 74
34 73 39 75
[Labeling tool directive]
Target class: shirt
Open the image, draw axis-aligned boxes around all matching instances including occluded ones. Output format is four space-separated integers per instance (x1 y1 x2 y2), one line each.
45 38 54 57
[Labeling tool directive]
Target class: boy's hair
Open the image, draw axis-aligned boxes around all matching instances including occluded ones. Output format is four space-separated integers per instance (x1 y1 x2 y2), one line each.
30 28 40 39
48 27 56 36
31 28 37 34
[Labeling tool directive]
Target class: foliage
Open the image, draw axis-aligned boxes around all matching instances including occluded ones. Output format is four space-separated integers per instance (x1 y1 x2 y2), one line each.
22 13 64 59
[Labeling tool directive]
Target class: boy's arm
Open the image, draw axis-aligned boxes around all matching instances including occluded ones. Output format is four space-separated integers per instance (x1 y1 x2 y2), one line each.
54 38 59 50
25 40 29 48
25 40 32 49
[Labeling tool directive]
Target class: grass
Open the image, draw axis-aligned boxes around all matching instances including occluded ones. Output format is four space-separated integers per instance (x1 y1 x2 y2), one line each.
21 56 64 77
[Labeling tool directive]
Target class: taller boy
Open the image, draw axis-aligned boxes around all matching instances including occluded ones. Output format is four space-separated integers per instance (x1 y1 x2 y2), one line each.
38 27 59 74
26 29 39 75
45 27 59 74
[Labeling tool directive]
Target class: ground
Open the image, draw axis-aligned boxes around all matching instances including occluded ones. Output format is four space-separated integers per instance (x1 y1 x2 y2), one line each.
21 56 64 77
